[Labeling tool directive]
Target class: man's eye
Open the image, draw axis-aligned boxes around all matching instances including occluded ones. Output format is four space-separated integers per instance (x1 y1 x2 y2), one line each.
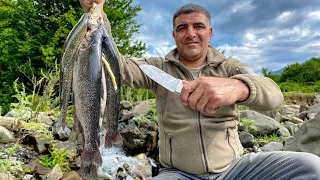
177 27 186 31
196 25 204 29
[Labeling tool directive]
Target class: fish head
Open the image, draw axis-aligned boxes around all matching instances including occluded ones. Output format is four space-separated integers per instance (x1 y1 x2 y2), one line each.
87 3 103 33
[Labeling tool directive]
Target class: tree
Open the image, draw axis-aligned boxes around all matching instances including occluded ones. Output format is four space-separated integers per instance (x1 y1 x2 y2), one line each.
261 68 272 77
104 0 146 57
280 63 302 82
0 0 146 114
280 57 320 83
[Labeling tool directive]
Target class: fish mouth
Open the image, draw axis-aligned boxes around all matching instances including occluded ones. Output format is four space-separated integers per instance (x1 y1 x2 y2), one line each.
87 3 102 33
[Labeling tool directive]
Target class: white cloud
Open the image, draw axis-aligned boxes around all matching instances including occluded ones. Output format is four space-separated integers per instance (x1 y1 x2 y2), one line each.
145 42 176 57
242 31 274 48
231 0 255 14
276 11 294 23
131 0 320 72
308 11 320 20
277 26 311 41
295 42 320 53
245 32 255 41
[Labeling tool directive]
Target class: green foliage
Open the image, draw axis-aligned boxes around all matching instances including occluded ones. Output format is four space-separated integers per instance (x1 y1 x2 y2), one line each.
254 132 282 144
134 100 158 129
240 118 257 133
238 105 249 111
0 144 24 176
22 122 54 143
52 105 74 127
146 100 158 122
5 144 20 157
9 63 59 119
280 57 320 83
261 67 272 77
135 99 158 125
105 0 146 57
121 86 154 103
279 81 320 93
0 158 24 175
283 92 315 98
10 79 32 120
40 147 72 172
262 57 320 92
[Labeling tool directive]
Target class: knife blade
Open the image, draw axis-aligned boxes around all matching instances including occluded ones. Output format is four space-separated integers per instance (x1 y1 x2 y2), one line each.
139 64 183 94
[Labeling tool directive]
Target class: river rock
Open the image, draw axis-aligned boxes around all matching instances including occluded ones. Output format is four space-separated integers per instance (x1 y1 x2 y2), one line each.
0 125 15 143
277 126 291 137
284 112 320 157
261 141 283 152
43 164 63 180
61 171 81 180
239 131 254 148
240 110 281 135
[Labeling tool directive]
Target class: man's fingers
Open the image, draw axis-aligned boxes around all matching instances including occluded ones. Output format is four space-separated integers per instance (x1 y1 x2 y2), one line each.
180 80 191 105
180 80 201 105
188 84 206 110
204 96 222 114
195 93 210 113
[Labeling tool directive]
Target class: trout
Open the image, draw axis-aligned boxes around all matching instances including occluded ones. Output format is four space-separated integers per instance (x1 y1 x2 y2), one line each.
58 2 123 178
73 4 104 178
101 23 122 148
73 24 103 177
57 13 88 135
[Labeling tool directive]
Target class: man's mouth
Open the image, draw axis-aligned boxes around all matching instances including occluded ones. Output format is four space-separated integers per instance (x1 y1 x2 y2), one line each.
186 42 199 45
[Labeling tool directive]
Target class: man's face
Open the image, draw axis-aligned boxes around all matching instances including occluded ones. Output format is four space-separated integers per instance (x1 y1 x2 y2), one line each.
172 12 212 66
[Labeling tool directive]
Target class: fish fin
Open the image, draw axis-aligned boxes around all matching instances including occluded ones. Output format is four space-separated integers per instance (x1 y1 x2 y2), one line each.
81 148 102 168
79 148 102 179
104 131 123 148
79 164 99 180
69 112 80 142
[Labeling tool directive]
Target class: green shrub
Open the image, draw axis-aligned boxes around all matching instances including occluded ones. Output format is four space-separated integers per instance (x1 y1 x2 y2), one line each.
0 144 24 176
254 132 282 144
22 122 54 143
121 86 154 103
240 118 257 133
40 147 72 172
279 81 320 93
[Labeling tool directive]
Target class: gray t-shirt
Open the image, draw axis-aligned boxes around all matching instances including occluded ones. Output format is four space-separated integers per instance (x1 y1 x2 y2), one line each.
180 62 206 79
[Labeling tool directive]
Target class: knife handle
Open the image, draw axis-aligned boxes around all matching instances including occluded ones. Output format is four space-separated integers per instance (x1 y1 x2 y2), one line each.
175 81 183 94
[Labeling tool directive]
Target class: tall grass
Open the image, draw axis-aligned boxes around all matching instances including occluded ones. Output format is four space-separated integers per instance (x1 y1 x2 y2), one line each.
120 86 154 103
279 81 320 93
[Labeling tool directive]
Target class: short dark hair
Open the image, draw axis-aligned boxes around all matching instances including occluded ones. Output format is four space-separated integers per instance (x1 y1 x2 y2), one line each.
173 4 211 28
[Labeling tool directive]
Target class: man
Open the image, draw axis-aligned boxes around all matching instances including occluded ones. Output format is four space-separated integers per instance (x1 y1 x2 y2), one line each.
80 1 320 179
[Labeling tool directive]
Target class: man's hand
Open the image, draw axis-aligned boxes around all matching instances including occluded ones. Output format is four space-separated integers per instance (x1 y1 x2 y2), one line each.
79 0 104 13
181 77 249 114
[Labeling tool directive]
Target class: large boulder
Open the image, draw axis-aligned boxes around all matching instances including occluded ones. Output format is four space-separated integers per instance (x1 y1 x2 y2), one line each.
240 110 281 135
284 112 320 157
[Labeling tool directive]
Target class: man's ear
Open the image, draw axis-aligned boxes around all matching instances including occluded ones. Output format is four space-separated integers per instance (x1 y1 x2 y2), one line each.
172 30 175 38
209 27 213 41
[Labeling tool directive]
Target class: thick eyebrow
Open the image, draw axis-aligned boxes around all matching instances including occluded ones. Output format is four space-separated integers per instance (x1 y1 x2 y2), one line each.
175 21 207 31
194 22 206 27
175 23 187 31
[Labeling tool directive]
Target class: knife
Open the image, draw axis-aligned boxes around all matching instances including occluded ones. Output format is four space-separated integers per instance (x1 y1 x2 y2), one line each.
139 64 183 94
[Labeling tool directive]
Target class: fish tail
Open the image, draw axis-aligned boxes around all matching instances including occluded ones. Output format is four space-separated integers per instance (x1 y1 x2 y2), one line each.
81 147 102 167
79 147 102 179
104 131 123 148
79 164 99 180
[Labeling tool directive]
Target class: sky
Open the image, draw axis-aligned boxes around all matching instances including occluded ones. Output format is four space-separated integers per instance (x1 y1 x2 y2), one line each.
131 0 320 73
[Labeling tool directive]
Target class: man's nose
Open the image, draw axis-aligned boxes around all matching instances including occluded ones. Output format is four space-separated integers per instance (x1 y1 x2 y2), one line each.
186 27 196 38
